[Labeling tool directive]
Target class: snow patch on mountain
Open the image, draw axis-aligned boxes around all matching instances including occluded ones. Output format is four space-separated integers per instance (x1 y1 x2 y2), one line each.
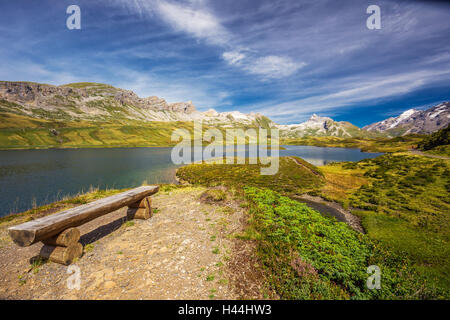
276 114 359 138
363 102 449 135
388 109 418 129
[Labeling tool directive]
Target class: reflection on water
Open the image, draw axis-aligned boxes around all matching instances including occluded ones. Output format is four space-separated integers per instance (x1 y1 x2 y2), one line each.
0 146 382 216
280 145 382 166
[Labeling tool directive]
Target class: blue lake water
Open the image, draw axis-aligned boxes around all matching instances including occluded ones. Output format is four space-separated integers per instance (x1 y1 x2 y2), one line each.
0 146 382 216
279 145 383 166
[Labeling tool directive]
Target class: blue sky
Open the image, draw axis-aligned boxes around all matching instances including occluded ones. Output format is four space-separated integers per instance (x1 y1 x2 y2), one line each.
0 0 449 126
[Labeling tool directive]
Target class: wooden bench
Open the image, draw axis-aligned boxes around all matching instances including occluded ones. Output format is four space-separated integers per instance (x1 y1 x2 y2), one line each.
8 185 159 265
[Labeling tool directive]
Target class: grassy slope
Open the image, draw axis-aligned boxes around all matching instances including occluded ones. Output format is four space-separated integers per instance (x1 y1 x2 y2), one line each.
243 187 442 299
177 154 450 298
425 145 450 157
0 97 423 151
0 111 196 149
417 124 450 157
281 135 424 153
0 111 277 149
321 154 450 289
177 156 325 196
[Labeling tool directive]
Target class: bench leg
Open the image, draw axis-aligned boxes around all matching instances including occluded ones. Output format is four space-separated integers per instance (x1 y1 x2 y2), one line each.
39 227 83 265
127 196 152 220
39 243 83 265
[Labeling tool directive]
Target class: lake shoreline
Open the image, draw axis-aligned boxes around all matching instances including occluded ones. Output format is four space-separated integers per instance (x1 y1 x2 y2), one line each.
292 194 365 233
0 142 383 153
0 147 383 216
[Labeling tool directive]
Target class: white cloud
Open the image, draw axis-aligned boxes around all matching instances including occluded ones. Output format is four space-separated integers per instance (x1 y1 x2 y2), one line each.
115 0 305 80
222 51 246 65
223 51 305 79
112 68 230 110
244 55 306 79
155 0 231 45
255 69 450 123
0 59 85 85
116 0 230 46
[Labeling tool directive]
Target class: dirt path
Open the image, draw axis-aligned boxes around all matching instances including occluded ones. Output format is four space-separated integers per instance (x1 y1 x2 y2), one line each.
0 186 267 300
288 156 322 176
409 149 450 160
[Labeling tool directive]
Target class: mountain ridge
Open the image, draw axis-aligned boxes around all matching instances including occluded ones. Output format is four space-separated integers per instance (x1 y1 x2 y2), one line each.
363 102 450 136
0 81 270 127
1 81 448 139
276 113 375 138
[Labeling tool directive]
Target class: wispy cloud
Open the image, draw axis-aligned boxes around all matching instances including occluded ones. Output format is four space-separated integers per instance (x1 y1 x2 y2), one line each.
255 69 450 123
115 0 305 79
112 68 231 109
243 55 306 79
0 0 449 126
223 51 305 79
0 59 86 85
155 0 231 45
222 50 245 65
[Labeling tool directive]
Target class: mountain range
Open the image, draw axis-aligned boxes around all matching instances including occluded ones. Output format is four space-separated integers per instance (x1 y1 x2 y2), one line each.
0 81 271 127
363 102 450 136
0 81 448 138
276 114 370 138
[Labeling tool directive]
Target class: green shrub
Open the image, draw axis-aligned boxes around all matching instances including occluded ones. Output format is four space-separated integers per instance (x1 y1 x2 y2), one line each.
200 188 227 202
244 187 446 299
418 124 449 151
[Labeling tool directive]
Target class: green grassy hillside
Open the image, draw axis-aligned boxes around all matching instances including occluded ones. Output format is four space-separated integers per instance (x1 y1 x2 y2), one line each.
281 135 424 153
243 187 444 299
417 124 450 157
177 156 325 196
178 153 450 298
0 113 194 149
337 154 450 288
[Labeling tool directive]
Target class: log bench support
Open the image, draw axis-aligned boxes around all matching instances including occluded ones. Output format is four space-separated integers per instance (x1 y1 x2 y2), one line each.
8 186 159 265
39 227 83 265
127 196 152 220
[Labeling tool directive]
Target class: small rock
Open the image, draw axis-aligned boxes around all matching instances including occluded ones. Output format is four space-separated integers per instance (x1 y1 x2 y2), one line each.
104 281 116 289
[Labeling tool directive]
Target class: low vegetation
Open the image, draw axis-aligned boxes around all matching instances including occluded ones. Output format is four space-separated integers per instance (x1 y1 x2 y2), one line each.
178 153 449 298
243 187 445 299
417 124 450 157
339 154 450 289
177 156 324 197
281 135 424 153
0 111 276 149
0 112 196 149
200 188 228 203
2 115 448 299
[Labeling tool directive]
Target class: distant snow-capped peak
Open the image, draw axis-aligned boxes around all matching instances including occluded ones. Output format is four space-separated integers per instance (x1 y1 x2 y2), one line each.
363 102 449 135
387 109 418 129
275 113 359 138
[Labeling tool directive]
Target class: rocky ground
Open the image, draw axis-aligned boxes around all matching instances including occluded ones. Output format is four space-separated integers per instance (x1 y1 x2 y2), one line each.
0 186 269 300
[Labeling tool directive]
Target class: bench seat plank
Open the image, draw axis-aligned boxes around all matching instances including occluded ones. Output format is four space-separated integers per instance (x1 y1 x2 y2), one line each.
8 185 159 247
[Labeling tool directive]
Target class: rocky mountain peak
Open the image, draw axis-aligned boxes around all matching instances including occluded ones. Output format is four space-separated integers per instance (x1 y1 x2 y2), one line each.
399 109 417 118
276 113 361 138
0 81 266 126
363 102 449 135
307 114 332 123
168 101 197 114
